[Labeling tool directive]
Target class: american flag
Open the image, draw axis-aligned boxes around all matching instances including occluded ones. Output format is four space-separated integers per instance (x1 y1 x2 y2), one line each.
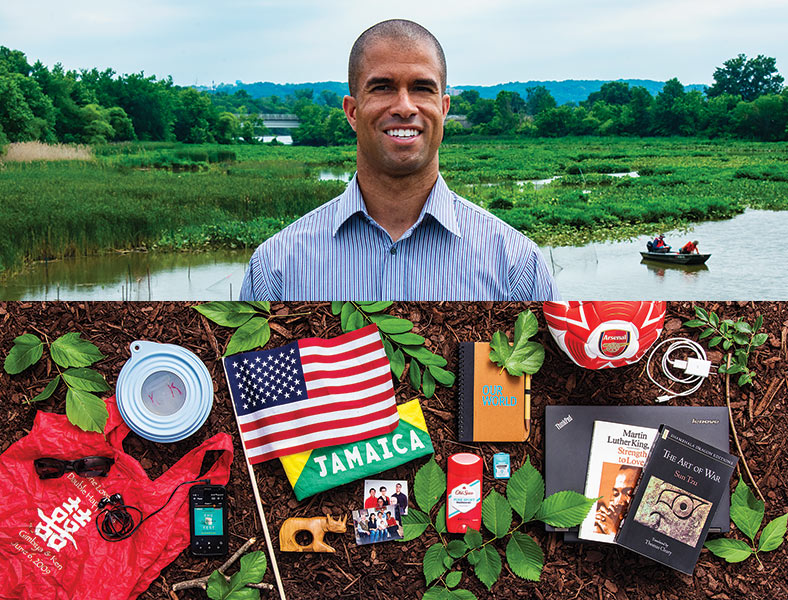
222 324 399 464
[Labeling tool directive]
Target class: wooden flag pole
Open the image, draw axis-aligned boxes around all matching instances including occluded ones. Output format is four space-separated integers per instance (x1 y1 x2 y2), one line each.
245 460 286 600
223 363 287 600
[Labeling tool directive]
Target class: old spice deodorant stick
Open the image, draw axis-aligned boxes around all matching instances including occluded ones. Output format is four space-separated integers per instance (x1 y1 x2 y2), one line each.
446 453 482 533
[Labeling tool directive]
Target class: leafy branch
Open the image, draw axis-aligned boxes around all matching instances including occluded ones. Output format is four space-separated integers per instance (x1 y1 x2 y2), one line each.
685 305 769 502
684 305 768 386
401 457 596 598
488 310 545 377
704 478 786 568
194 301 308 356
3 332 110 433
331 302 455 398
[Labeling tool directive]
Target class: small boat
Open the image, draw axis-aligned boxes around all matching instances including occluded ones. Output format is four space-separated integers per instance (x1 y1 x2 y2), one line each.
640 252 711 265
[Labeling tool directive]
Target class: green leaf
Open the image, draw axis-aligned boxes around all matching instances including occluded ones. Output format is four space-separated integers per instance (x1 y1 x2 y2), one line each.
422 588 449 600
466 549 481 566
206 570 232 600
390 348 406 379
62 368 110 393
683 319 706 328
506 532 544 582
424 543 450 585
723 339 732 350
409 361 422 390
725 364 746 374
414 458 446 514
447 540 468 558
447 590 476 600
4 333 43 374
694 306 709 320
370 315 414 334
400 508 430 542
732 333 750 346
464 527 483 549
738 373 752 386
704 538 752 563
730 477 764 541
50 332 105 368
236 550 267 586
435 505 448 534
534 490 597 528
32 375 60 403
355 301 392 313
428 365 456 387
244 301 270 313
507 456 545 522
193 301 257 327
734 321 753 334
488 331 513 366
481 489 512 538
347 309 365 331
752 332 769 347
699 327 714 339
402 345 447 367
505 342 545 377
514 310 539 343
709 312 720 327
382 338 395 360
709 336 723 347
65 388 108 433
330 301 343 315
390 332 426 345
340 302 354 331
225 318 271 356
473 545 502 591
422 369 436 399
445 571 462 589
208 550 267 600
758 513 787 552
489 311 545 377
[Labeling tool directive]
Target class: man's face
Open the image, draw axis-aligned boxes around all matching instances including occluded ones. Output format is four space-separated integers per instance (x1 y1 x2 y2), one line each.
344 37 450 179
610 469 639 515
396 484 402 492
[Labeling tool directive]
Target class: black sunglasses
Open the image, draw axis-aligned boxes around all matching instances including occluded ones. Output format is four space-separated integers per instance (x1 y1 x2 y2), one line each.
34 456 115 480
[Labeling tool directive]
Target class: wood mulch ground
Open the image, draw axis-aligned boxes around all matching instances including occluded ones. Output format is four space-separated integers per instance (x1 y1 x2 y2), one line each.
0 301 786 600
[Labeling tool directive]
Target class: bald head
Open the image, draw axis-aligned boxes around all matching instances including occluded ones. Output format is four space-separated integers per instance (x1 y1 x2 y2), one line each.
348 19 447 97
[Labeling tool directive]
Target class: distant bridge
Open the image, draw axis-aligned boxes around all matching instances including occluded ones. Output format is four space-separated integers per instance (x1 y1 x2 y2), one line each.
260 114 300 129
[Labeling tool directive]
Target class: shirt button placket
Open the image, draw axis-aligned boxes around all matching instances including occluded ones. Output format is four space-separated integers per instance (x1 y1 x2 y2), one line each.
380 242 398 300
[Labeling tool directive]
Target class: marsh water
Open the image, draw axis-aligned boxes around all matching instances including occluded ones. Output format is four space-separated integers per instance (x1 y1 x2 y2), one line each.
1 210 787 300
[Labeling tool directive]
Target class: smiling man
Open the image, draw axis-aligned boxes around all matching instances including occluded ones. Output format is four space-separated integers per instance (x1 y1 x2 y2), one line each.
240 19 559 300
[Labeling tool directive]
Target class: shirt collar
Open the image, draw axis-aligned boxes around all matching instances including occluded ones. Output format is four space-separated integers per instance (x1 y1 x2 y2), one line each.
332 173 462 239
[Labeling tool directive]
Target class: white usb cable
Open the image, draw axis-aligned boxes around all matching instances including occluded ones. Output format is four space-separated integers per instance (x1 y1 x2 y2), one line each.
645 338 714 402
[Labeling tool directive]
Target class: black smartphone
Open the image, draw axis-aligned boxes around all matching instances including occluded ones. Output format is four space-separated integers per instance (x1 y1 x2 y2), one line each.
189 484 228 556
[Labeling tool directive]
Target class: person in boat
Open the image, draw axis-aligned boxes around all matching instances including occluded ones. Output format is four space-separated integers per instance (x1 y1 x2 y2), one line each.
679 240 700 254
647 234 671 253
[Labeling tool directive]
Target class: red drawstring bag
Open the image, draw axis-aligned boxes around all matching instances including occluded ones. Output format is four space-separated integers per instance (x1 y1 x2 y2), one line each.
0 397 233 600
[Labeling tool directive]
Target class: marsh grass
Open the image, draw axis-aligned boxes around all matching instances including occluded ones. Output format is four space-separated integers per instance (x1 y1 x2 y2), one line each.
2 141 93 162
2 137 787 273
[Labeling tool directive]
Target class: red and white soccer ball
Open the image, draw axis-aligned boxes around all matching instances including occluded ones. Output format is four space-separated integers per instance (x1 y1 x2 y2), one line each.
543 301 667 369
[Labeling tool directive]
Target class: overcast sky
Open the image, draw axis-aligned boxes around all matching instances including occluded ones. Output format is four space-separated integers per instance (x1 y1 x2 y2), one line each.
2 0 786 88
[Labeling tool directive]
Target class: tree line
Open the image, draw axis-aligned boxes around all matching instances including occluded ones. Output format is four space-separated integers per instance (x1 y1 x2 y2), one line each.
1 47 785 147
447 55 786 141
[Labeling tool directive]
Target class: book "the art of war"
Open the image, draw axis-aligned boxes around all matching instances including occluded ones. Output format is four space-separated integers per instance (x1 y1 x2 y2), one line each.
616 425 738 574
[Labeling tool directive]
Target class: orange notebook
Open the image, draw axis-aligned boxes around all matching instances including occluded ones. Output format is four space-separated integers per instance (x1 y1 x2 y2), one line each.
457 342 531 442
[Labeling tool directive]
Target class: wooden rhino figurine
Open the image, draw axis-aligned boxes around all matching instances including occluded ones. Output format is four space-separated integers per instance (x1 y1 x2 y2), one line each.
279 513 348 553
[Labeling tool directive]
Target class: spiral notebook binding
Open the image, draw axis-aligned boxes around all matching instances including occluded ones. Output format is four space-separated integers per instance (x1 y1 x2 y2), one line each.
457 343 468 441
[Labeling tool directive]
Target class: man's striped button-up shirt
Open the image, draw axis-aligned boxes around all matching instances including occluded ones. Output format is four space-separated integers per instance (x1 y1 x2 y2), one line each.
239 174 559 301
